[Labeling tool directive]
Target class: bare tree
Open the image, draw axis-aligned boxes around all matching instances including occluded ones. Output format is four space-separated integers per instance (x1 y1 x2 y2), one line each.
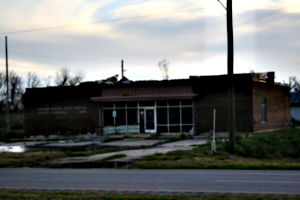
43 76 53 87
54 67 85 86
27 72 42 88
290 76 300 91
0 72 5 111
68 70 85 86
0 71 24 111
158 59 170 80
10 72 23 110
54 67 70 86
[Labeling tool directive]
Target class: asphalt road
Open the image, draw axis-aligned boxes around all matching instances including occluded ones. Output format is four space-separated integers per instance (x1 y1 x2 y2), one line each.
0 168 300 195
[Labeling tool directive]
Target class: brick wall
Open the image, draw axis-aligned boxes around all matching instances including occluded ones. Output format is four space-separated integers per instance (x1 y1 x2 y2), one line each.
23 84 101 137
252 82 290 132
194 86 254 133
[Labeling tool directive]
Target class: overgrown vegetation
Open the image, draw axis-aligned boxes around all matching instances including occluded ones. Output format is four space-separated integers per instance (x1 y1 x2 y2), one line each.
130 128 300 169
0 191 298 200
0 151 65 167
224 129 300 159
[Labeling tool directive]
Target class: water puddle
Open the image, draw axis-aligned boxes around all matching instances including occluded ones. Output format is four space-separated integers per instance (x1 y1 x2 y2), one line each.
0 146 26 153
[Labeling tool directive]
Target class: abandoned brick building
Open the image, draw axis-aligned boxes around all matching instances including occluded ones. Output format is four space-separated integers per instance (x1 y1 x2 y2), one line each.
23 72 290 137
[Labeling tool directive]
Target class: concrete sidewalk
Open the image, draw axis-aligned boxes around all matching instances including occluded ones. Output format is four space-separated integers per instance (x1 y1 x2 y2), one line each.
47 139 208 165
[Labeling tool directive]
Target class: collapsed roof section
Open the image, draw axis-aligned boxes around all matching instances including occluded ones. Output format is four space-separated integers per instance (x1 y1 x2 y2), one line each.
96 75 130 85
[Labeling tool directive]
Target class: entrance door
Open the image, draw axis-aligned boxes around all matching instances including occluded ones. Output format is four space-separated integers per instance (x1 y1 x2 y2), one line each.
145 109 156 133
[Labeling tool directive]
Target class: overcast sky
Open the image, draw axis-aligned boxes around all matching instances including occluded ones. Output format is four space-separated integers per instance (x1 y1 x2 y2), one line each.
0 0 299 86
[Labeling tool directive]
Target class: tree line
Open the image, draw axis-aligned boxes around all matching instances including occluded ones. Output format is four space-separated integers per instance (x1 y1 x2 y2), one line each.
0 67 85 113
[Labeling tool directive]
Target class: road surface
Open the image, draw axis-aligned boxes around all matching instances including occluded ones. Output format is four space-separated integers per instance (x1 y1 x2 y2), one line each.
0 168 299 195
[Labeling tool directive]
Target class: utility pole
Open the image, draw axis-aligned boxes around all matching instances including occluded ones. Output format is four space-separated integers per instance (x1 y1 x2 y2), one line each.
121 60 125 79
5 36 10 135
218 0 236 153
227 0 236 153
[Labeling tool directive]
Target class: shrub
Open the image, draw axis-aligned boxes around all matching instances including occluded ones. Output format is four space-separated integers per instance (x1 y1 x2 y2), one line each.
223 128 300 159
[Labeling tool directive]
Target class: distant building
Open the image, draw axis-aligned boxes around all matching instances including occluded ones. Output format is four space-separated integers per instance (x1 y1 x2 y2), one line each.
290 91 300 121
23 72 290 138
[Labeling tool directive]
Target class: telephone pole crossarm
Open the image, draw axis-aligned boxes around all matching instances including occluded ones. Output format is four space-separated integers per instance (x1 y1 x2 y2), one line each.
218 0 227 10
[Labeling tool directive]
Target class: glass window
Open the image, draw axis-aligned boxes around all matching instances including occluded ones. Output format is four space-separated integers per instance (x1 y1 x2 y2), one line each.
116 109 126 125
181 108 193 124
115 102 126 108
103 109 114 125
169 126 180 132
169 108 180 124
139 101 155 107
156 100 168 107
127 101 137 108
127 109 138 125
157 126 168 133
102 102 114 108
181 100 193 106
157 108 168 124
261 98 267 122
169 100 180 106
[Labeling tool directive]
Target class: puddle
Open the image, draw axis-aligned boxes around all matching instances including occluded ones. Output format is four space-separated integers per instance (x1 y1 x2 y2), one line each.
0 140 108 153
0 146 26 153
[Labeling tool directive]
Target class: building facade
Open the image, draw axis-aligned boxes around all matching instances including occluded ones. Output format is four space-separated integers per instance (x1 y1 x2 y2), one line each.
23 72 290 137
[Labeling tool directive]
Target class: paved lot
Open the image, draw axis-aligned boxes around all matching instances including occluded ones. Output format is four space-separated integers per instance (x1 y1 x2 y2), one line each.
99 139 166 147
1 139 208 164
47 139 208 164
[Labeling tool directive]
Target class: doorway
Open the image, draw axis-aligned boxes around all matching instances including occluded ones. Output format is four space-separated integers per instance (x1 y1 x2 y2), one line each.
139 108 156 133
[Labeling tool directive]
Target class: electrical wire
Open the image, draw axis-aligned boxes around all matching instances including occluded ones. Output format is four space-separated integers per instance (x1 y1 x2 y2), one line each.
0 6 217 35
0 50 89 61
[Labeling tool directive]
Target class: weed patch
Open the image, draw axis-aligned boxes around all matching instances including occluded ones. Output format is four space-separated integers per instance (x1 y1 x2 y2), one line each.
0 190 299 200
131 128 300 170
0 151 65 167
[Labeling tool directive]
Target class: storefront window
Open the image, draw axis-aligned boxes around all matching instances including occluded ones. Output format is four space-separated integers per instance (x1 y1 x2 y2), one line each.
102 99 194 134
156 100 168 107
181 100 192 106
102 102 114 108
169 126 180 132
115 109 126 125
169 100 180 106
182 108 193 124
127 101 137 107
139 101 155 107
127 109 138 125
169 108 180 124
157 126 168 133
115 102 126 108
157 108 168 124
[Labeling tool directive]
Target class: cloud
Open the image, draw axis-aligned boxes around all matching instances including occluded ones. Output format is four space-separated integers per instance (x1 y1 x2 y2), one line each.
0 0 299 85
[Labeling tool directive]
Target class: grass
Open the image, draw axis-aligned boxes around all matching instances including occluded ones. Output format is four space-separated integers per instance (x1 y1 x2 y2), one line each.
0 191 299 200
130 128 300 169
64 147 128 157
93 154 127 163
230 128 300 159
1 128 300 169
0 151 65 167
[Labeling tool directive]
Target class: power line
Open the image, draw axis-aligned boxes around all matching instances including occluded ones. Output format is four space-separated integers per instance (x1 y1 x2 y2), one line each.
0 7 217 35
0 50 88 61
